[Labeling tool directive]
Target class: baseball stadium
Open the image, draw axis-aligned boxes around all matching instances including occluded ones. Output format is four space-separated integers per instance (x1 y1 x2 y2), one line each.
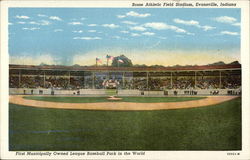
9 60 242 150
8 7 242 151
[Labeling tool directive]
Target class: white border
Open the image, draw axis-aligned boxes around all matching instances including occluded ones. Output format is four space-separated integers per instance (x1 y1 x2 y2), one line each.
1 0 250 160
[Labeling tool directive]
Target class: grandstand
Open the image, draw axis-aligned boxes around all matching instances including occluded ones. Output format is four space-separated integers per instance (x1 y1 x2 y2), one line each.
9 63 241 96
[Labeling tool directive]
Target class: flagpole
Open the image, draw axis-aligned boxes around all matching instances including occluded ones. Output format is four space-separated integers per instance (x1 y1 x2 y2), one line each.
96 58 97 67
106 55 108 66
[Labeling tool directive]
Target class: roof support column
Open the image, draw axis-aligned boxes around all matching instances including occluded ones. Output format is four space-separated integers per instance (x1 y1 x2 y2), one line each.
92 72 95 89
122 72 125 89
146 72 149 91
219 71 222 89
83 72 86 89
132 72 134 89
195 71 197 89
68 71 71 88
170 72 173 89
43 72 46 88
18 70 21 88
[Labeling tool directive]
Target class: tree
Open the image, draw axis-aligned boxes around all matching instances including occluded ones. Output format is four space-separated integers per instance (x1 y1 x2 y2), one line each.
208 61 225 66
229 61 240 65
111 55 133 67
39 63 48 66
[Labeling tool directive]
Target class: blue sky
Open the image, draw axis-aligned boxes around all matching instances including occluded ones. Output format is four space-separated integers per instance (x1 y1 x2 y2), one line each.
9 8 240 66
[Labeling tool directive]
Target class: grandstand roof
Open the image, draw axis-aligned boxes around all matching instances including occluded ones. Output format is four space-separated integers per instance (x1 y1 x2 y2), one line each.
9 64 241 72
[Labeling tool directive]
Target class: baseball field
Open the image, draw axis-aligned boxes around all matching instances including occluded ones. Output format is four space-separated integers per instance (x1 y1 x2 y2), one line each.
9 96 241 151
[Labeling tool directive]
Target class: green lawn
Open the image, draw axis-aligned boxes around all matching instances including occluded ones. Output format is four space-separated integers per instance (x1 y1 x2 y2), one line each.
105 89 117 95
9 97 241 150
23 96 206 103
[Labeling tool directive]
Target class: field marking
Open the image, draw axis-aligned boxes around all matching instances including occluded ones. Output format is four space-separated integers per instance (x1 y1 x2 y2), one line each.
9 95 239 111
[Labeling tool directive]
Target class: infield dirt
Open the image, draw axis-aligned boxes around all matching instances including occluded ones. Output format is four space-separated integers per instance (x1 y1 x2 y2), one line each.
9 95 238 111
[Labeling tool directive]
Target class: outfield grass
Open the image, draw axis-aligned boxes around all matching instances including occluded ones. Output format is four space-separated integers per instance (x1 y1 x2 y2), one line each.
9 97 241 150
23 96 206 103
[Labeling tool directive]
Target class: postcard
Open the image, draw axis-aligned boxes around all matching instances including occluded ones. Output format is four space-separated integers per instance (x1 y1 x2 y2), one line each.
1 0 250 159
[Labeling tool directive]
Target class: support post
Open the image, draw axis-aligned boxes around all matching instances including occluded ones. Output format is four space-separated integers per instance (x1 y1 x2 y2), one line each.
132 72 134 89
43 72 46 88
83 72 86 89
146 72 149 91
68 71 71 88
170 72 173 89
122 72 125 89
18 70 21 88
195 71 197 89
92 72 95 89
219 71 222 89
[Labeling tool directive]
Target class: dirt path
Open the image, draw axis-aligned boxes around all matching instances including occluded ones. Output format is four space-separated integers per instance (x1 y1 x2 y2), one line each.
9 95 238 111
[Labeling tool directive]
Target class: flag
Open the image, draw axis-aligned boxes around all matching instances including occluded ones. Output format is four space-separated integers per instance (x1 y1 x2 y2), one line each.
96 58 102 63
106 55 114 60
118 59 124 63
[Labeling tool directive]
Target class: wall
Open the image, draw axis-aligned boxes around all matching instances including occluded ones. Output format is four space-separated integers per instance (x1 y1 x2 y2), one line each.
9 88 241 96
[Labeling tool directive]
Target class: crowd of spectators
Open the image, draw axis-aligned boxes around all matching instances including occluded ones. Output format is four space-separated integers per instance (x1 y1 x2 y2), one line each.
9 75 241 90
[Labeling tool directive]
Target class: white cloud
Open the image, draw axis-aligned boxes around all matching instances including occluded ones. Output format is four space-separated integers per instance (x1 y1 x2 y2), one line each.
88 24 97 26
49 16 62 21
142 32 155 36
144 22 171 30
102 24 119 29
27 20 51 26
117 11 151 19
10 54 58 65
112 36 121 39
73 30 83 33
29 21 40 25
73 37 102 40
202 25 216 31
232 22 240 27
80 17 86 21
146 41 161 49
68 22 83 25
131 33 140 37
8 22 13 25
88 30 96 33
120 30 129 34
121 21 137 25
213 16 237 24
130 26 146 31
144 22 193 34
37 14 47 17
22 27 40 31
173 18 199 26
15 15 30 19
175 35 184 38
126 11 151 18
173 18 215 31
158 36 167 39
117 15 126 19
220 31 239 36
54 29 63 32
17 21 26 24
39 20 51 25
